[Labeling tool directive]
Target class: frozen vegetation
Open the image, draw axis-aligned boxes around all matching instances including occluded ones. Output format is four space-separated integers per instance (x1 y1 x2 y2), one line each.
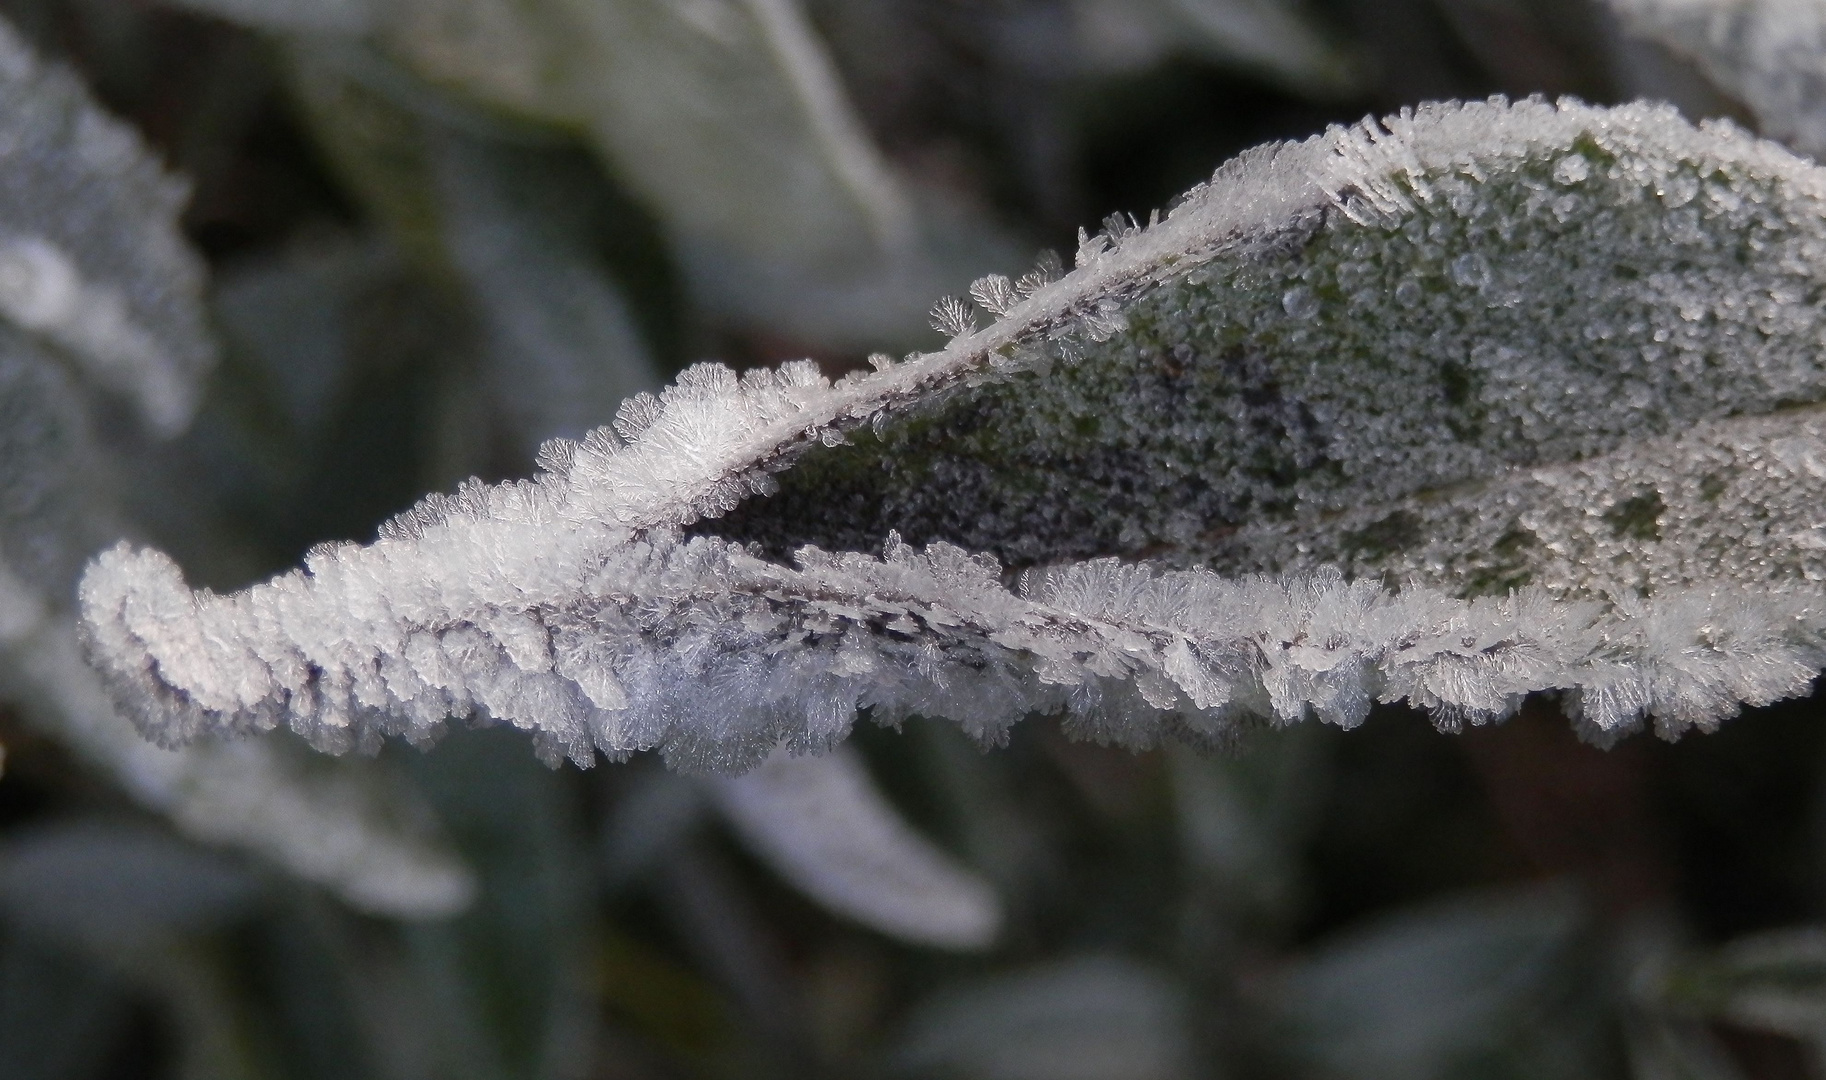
14 2 1826 1077
78 96 1826 770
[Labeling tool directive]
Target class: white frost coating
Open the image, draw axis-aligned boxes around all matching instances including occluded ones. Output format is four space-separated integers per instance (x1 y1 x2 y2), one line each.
707 746 1000 949
0 23 214 436
1 562 473 918
76 527 1826 770
75 98 1826 769
1611 0 1826 156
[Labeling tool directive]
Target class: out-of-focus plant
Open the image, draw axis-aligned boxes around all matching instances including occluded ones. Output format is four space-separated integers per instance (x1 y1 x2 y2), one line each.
12 1 1826 1079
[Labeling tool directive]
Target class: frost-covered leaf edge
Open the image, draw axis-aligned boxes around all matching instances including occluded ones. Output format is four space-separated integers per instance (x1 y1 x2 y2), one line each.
73 95 1826 772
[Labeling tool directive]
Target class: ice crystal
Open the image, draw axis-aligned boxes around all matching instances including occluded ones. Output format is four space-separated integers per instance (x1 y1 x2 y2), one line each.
78 97 1826 771
930 295 978 339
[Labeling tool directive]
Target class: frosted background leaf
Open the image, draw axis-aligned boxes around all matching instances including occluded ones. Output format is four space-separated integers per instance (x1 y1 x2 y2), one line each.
1611 0 1826 157
1167 730 1324 923
1650 927 1826 1039
150 0 1019 345
706 746 1001 950
0 17 474 919
209 232 400 439
0 20 214 437
169 0 376 33
1623 1013 1751 1080
79 96 1826 771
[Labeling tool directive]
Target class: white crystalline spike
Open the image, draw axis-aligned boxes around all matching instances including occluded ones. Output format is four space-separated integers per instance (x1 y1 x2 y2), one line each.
969 274 1020 317
613 391 664 441
929 295 977 339
75 98 1826 770
72 511 1826 773
707 745 1001 949
1014 249 1067 298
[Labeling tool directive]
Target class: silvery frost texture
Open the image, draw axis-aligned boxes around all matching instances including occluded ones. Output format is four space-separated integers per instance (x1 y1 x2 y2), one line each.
0 18 474 918
78 95 1826 773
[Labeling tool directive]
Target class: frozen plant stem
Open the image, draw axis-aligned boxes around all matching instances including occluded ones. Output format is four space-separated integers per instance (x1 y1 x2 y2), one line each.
79 97 1826 772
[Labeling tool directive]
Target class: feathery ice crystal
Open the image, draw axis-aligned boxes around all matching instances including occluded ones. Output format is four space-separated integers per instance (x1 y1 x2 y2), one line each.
80 97 1826 772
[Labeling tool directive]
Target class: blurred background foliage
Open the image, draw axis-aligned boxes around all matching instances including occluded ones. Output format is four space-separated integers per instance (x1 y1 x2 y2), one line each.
4 0 1826 1078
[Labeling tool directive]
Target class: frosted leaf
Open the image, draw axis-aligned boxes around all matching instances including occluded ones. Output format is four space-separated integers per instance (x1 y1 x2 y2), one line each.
0 20 213 436
890 956 1193 1080
705 746 1000 950
4 577 474 918
78 98 1826 768
373 0 1020 345
725 97 1826 572
1610 0 1826 157
0 35 473 912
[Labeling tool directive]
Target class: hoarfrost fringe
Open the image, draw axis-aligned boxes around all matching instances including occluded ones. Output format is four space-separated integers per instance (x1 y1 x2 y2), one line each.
78 531 1826 772
76 96 1826 770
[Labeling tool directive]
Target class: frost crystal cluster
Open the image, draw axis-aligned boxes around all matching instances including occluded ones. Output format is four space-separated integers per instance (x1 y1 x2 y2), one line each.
79 97 1826 772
